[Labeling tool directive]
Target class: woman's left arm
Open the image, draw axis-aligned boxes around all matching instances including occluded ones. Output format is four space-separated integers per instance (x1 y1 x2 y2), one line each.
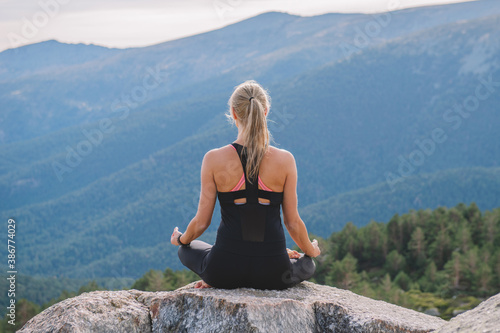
171 150 217 245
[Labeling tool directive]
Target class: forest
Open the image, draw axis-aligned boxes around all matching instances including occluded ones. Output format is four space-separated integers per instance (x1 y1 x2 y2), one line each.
4 202 499 332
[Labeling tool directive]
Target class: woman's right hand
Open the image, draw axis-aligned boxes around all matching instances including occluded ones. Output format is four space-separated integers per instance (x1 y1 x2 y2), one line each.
307 239 321 257
171 227 183 246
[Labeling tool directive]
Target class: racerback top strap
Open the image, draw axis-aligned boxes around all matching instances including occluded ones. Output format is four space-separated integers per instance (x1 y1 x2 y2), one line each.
235 142 259 204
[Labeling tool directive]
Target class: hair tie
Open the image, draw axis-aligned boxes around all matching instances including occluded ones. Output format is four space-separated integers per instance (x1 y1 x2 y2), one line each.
248 96 254 102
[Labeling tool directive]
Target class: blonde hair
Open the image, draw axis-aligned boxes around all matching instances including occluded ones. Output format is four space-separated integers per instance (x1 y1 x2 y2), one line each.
226 80 272 184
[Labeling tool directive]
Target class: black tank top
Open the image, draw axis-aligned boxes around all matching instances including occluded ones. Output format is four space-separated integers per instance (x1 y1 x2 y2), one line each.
215 143 286 257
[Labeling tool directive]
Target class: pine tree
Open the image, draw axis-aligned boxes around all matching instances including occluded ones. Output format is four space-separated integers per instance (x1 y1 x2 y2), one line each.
455 222 473 253
384 250 407 278
429 227 452 269
379 273 394 302
476 262 492 294
326 253 360 290
408 227 427 272
387 214 403 252
444 251 463 291
394 271 411 291
463 247 479 290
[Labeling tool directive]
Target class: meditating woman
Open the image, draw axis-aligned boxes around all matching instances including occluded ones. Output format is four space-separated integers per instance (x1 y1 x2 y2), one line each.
170 80 320 290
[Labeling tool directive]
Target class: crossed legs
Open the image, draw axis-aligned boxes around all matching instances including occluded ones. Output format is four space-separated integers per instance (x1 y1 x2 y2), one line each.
178 240 316 289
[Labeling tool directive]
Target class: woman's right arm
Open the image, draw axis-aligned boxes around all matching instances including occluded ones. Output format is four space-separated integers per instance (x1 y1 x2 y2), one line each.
281 151 321 257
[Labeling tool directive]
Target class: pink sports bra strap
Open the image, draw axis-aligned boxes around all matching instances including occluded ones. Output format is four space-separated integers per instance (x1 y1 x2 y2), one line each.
258 177 272 192
231 174 245 192
229 144 273 192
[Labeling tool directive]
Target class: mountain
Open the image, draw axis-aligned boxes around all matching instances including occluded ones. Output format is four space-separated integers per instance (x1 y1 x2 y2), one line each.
2 1 499 143
1 0 500 279
0 40 123 80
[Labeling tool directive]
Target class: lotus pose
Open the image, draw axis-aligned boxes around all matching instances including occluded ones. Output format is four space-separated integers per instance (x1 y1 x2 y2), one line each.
171 80 321 290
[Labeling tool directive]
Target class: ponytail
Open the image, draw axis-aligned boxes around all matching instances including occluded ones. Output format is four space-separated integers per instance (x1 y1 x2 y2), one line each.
226 80 272 184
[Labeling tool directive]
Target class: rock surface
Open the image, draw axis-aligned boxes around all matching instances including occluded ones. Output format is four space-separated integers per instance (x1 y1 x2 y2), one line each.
435 292 500 333
18 290 152 333
150 281 445 333
20 281 451 333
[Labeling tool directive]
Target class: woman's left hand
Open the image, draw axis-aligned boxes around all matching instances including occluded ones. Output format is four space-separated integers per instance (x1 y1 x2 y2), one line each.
171 227 183 246
287 248 301 259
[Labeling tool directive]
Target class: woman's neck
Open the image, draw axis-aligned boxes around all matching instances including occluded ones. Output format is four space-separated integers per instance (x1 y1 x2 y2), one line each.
234 132 245 146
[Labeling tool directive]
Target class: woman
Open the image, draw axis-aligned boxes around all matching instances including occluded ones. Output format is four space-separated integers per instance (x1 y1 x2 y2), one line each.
170 80 320 290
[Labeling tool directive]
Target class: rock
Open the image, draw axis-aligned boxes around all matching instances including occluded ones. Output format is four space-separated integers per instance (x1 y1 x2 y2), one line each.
435 292 500 333
151 281 445 332
18 290 152 333
20 281 446 333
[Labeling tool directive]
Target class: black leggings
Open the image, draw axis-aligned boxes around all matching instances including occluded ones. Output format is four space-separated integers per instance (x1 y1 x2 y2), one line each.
178 240 316 290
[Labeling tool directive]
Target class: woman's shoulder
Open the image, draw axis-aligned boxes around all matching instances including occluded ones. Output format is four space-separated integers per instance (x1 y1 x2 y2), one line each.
202 144 236 164
205 144 234 157
268 145 294 162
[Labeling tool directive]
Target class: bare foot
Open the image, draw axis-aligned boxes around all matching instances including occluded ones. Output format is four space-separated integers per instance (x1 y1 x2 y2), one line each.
194 280 212 289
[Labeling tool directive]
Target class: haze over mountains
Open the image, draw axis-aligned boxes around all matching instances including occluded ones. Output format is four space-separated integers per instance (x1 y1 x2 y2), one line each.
1 0 499 279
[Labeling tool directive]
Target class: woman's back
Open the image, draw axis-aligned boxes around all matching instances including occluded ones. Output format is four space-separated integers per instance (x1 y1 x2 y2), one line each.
206 142 292 289
215 142 285 243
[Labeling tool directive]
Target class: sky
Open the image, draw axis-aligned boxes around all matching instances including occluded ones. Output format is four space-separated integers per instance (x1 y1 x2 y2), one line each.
0 0 475 52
